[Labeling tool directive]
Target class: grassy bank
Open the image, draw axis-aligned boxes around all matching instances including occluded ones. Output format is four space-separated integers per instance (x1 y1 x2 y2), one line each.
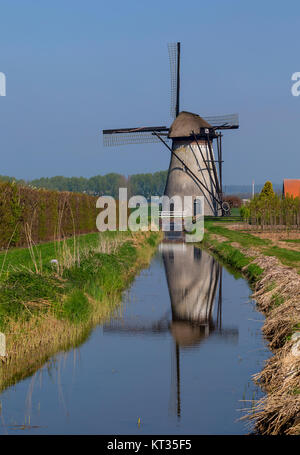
202 220 265 284
0 230 162 392
201 217 300 435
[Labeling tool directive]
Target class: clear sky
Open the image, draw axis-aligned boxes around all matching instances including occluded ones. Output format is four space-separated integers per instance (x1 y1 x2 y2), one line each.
0 0 299 185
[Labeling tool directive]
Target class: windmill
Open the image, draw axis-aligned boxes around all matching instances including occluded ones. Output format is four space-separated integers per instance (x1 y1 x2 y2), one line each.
103 42 239 216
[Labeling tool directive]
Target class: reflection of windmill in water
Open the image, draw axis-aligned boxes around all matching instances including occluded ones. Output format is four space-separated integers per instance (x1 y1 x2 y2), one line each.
103 244 238 418
103 42 239 216
162 243 220 345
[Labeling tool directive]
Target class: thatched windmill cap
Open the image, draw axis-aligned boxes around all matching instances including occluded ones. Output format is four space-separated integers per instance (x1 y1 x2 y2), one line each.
168 111 212 138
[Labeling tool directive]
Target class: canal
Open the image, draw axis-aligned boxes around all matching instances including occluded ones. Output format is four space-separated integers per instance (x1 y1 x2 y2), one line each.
0 244 270 434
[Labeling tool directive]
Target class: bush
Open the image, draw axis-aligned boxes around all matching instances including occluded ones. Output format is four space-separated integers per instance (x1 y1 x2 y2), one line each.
62 289 91 323
223 195 242 208
240 205 250 221
0 181 100 249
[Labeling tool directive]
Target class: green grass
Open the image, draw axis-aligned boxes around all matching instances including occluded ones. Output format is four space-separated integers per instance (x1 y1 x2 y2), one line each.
0 232 98 274
230 207 241 217
203 217 300 288
0 230 133 328
206 221 300 271
0 231 161 327
0 271 64 329
203 218 300 280
281 238 300 244
270 292 285 308
201 230 263 283
201 221 265 284
205 222 270 248
146 232 158 247
213 242 250 269
0 230 129 276
246 263 264 283
62 289 91 324
291 388 300 395
265 281 276 292
285 323 300 342
205 215 241 223
204 205 242 222
263 246 300 269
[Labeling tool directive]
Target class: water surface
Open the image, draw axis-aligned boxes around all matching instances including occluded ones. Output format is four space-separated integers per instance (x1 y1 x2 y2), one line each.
0 244 269 434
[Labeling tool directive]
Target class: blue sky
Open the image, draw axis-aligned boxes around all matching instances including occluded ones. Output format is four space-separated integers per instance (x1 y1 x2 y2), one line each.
0 0 299 185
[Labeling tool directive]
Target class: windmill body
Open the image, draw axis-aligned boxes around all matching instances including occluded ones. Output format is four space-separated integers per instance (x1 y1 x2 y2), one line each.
165 111 221 216
165 138 219 216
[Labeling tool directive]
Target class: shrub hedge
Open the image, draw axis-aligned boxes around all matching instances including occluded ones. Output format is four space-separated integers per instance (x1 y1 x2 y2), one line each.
0 181 99 249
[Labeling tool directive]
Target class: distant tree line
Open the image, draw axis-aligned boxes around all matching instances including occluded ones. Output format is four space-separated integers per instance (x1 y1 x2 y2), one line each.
0 173 281 201
0 171 169 200
223 183 282 199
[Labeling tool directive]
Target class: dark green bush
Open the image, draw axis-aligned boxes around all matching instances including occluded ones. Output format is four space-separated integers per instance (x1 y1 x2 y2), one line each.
62 289 91 324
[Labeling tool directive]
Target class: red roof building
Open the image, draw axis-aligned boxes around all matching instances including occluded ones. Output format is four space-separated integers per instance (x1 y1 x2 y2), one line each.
283 179 300 198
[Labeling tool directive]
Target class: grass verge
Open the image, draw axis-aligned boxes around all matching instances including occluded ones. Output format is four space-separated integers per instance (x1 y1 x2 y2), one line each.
201 224 264 284
201 217 300 435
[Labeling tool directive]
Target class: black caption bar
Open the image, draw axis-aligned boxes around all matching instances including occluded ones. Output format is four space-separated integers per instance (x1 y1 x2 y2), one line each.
1 435 298 452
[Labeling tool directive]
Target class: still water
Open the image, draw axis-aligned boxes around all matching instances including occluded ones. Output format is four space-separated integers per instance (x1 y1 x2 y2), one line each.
0 244 270 434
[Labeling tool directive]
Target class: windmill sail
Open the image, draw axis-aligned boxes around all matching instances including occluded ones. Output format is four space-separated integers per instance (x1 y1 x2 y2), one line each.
168 42 180 119
103 126 169 146
203 113 239 129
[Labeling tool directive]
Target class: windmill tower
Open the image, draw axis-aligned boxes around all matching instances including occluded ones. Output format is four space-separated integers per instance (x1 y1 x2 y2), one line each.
103 42 239 216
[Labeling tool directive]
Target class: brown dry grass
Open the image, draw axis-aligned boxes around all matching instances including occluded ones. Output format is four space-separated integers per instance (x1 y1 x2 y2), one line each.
206 221 300 433
249 231 300 252
242 253 300 434
219 233 300 434
246 341 300 435
224 222 300 234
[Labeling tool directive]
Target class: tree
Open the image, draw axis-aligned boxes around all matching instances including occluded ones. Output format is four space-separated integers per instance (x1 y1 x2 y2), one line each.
1 171 169 199
260 181 275 199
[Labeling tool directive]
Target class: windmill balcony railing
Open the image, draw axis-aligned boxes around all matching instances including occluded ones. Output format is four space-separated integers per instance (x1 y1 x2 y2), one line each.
159 210 188 218
159 210 203 217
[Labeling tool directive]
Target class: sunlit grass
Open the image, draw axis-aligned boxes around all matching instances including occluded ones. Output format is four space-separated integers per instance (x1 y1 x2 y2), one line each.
263 246 300 270
281 238 300 244
205 222 270 248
